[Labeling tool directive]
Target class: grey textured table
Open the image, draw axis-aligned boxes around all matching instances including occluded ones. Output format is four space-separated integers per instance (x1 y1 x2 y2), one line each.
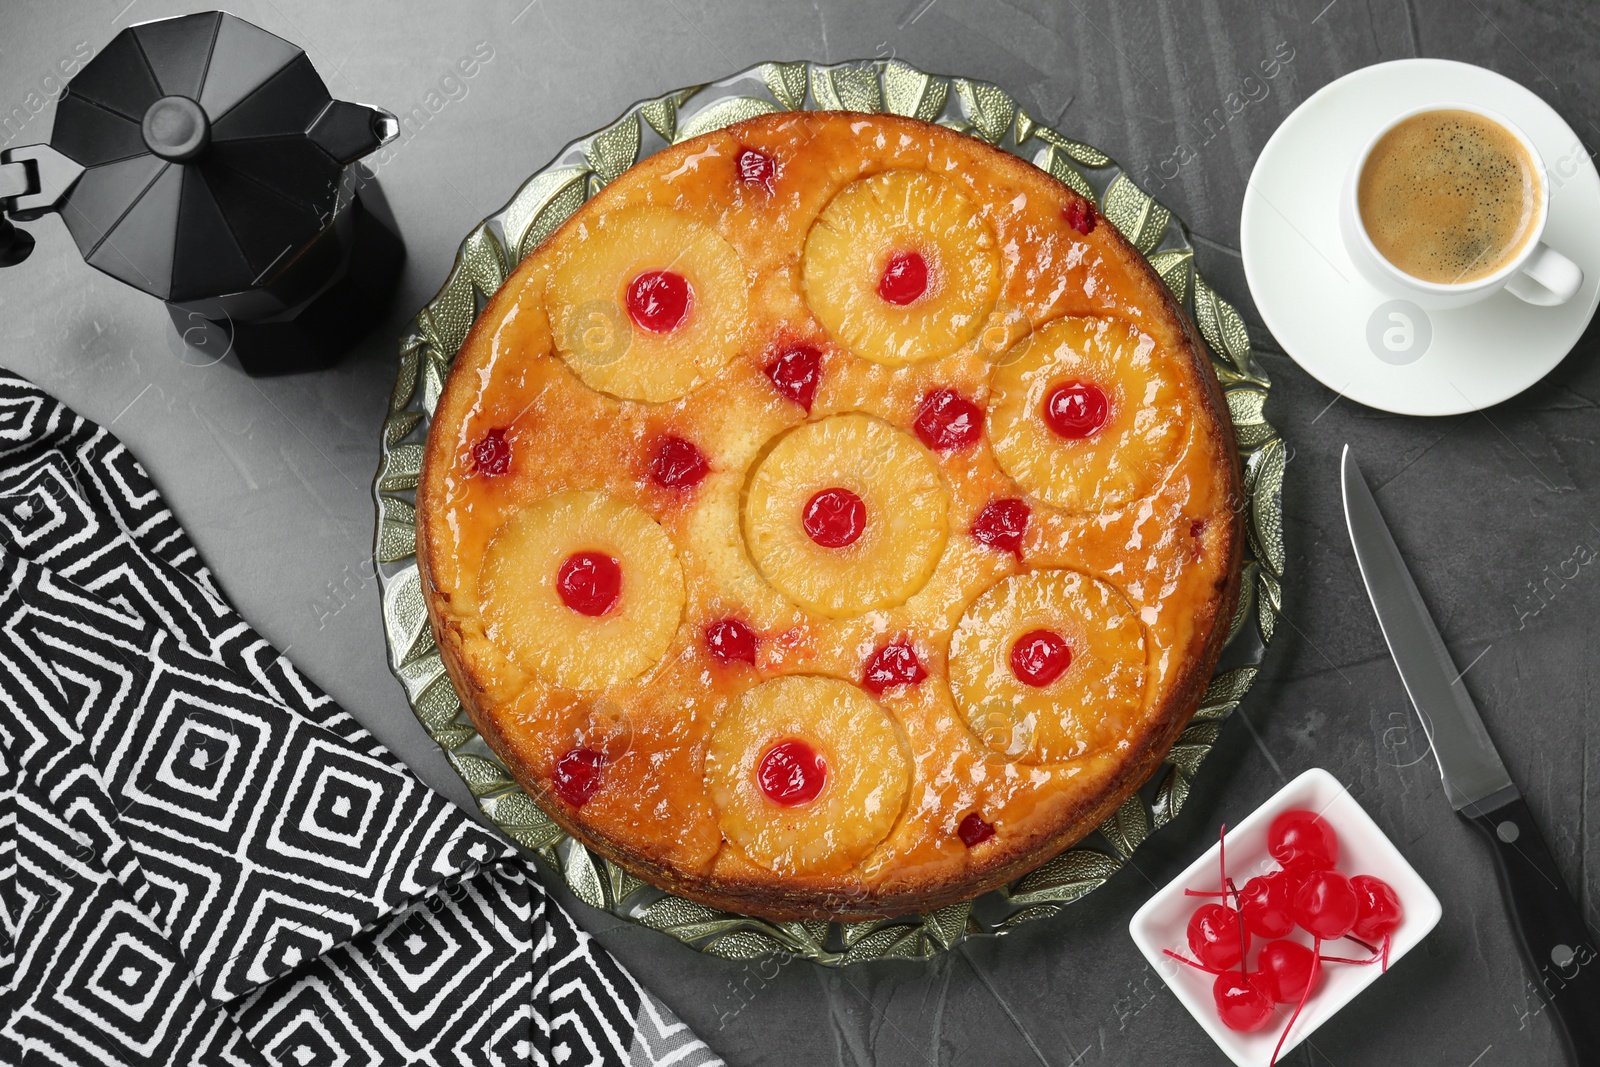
2 1 1594 1063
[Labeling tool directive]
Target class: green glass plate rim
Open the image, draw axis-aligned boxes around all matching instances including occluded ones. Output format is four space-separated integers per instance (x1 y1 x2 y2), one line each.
370 57 1284 966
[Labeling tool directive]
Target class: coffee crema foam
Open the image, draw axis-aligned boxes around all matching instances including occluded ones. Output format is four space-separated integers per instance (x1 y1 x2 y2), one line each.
1357 108 1540 284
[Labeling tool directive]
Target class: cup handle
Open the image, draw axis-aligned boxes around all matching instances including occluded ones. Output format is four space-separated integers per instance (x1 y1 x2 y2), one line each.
1504 242 1583 306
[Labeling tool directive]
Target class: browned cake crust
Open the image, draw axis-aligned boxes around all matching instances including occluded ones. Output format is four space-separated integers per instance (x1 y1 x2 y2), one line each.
417 111 1242 920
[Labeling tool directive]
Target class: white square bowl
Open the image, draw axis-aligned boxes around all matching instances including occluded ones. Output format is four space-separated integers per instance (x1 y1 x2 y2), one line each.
1128 767 1442 1066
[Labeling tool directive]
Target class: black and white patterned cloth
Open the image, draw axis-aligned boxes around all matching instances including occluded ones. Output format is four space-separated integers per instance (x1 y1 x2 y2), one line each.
0 370 722 1067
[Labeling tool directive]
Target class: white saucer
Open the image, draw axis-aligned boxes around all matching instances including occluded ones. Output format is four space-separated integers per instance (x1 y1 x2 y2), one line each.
1240 59 1600 416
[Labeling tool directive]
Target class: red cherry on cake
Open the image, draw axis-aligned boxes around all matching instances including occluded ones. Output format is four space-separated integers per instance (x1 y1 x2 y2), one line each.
957 812 995 847
802 487 866 548
553 747 607 807
1212 972 1274 1032
555 551 622 616
1255 939 1321 1003
1008 629 1072 687
472 427 512 477
913 389 982 451
862 641 926 693
1043 380 1109 439
1188 902 1248 971
764 343 822 413
1292 868 1359 941
758 739 827 806
1063 197 1097 235
1268 809 1339 873
1238 872 1296 939
736 146 776 190
878 249 929 305
1349 874 1404 942
704 617 760 666
649 434 709 490
626 270 692 333
970 498 1029 559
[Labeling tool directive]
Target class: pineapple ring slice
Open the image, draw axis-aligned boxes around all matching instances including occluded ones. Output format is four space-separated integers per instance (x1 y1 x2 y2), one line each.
478 490 685 689
742 413 948 618
988 315 1188 512
706 675 911 876
949 569 1147 764
547 205 750 403
801 170 1000 366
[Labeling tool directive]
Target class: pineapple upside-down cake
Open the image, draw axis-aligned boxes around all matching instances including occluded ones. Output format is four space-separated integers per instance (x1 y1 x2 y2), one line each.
418 111 1243 920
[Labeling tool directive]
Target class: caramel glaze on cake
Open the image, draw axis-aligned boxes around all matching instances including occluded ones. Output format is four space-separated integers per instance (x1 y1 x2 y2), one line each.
417 111 1243 920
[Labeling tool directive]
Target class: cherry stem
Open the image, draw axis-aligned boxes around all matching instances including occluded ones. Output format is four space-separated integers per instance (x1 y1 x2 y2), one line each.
1382 933 1391 974
1343 933 1380 955
1270 937 1319 1067
1230 877 1247 975
1218 822 1228 900
1318 953 1380 965
1183 888 1229 896
1162 948 1221 975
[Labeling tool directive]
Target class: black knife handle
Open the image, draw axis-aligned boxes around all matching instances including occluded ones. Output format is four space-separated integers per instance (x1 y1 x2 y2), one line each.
1463 792 1600 1063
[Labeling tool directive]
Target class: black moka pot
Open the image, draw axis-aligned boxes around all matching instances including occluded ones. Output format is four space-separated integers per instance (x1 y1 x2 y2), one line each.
0 11 404 375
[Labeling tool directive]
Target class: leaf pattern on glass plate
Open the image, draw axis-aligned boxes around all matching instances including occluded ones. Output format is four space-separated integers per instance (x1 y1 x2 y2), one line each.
1100 794 1151 859
1040 144 1096 200
502 168 588 262
586 113 641 187
1007 850 1124 906
763 61 808 110
953 77 1015 143
485 790 566 850
676 96 780 142
1030 124 1113 168
1147 248 1194 304
1102 173 1173 254
882 60 948 121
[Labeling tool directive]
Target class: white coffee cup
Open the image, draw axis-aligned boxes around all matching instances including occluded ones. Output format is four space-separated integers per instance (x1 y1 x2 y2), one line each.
1339 102 1582 310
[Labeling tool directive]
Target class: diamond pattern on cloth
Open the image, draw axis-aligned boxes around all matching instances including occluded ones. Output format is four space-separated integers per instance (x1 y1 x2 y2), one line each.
0 370 721 1067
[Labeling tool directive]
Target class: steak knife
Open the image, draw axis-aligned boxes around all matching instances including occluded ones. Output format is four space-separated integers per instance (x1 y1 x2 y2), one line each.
1342 446 1600 1061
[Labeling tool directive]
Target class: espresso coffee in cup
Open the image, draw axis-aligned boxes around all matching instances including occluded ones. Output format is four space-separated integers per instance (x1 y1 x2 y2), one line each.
1356 108 1540 285
1339 101 1581 309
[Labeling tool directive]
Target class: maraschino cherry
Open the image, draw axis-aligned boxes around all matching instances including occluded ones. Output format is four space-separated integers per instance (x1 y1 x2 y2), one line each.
1188 902 1247 971
555 552 622 616
1238 872 1296 939
553 748 607 807
1255 939 1321 1003
736 146 776 190
758 739 826 806
765 343 822 412
1064 197 1097 235
1349 874 1404 942
472 428 512 476
970 498 1030 559
1212 972 1274 1032
802 487 866 548
1269 809 1339 873
1008 629 1072 687
1043 381 1109 439
862 641 926 693
1291 868 1359 941
913 389 982 451
649 435 708 490
957 812 995 847
878 249 928 305
626 270 691 333
704 618 759 666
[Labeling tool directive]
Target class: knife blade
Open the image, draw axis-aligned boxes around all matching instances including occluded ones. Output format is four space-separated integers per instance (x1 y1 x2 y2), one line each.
1340 446 1512 810
1341 445 1600 1063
